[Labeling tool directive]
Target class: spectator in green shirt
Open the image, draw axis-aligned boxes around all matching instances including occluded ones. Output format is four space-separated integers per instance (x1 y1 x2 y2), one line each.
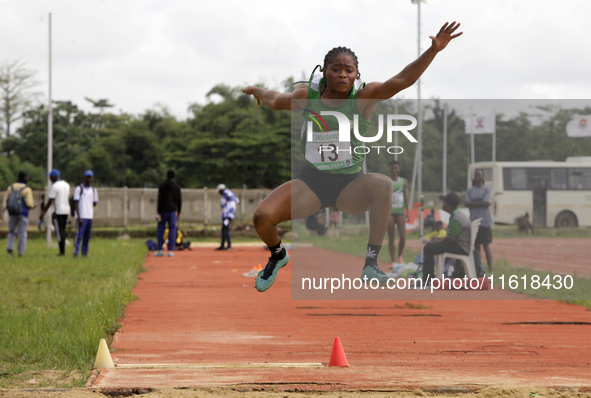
422 192 471 285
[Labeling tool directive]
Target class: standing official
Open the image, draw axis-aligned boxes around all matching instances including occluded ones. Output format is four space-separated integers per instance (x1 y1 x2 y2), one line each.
39 169 70 256
73 170 99 258
216 184 239 251
465 169 493 272
155 170 182 257
387 161 409 264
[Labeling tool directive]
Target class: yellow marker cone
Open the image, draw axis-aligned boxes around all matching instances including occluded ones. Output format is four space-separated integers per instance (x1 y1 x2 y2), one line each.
94 338 115 369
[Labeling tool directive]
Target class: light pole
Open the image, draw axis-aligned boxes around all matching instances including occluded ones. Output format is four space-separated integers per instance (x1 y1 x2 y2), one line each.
409 0 424 207
411 0 425 269
46 12 53 246
413 0 423 199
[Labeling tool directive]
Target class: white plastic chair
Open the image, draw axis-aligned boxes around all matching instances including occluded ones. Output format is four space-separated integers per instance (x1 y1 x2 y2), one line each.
435 218 482 279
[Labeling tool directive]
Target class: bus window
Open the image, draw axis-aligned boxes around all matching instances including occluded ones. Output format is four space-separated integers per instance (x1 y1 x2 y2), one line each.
568 168 591 190
503 168 528 190
550 168 568 190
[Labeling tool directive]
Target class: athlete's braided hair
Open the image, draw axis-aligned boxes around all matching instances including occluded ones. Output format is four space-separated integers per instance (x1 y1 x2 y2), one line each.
294 47 361 86
322 46 359 74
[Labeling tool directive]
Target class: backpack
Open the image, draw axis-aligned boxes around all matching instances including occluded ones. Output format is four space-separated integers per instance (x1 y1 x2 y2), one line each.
70 185 96 217
69 186 80 217
145 240 157 251
7 184 26 216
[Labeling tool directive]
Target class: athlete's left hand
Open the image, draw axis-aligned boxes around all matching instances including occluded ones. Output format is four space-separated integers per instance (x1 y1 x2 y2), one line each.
241 87 261 106
430 21 462 52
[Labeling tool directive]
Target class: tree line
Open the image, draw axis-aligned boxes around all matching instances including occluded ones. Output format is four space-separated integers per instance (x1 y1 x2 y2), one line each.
2 60 591 193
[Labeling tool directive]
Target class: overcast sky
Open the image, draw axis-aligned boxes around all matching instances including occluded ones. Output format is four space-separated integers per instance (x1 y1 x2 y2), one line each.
2 0 590 120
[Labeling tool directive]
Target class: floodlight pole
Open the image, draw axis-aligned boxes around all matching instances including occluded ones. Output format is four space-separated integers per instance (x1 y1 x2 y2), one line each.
415 0 423 201
470 106 475 180
491 109 496 227
394 100 399 161
443 103 448 195
46 12 53 246
409 0 424 208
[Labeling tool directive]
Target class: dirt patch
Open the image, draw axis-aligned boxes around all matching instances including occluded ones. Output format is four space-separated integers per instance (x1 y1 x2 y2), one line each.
1 386 591 398
0 370 84 390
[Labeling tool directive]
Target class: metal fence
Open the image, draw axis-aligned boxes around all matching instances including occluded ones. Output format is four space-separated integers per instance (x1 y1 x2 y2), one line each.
1 187 271 227
2 187 446 228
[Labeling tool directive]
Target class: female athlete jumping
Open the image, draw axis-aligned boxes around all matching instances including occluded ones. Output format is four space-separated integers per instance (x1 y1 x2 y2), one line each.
242 22 462 292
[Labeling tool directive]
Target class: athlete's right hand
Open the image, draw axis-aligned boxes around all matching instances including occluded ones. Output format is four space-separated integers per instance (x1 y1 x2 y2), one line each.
241 86 261 106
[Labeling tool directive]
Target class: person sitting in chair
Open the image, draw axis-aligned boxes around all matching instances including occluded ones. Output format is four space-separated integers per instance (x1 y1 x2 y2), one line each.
422 192 471 286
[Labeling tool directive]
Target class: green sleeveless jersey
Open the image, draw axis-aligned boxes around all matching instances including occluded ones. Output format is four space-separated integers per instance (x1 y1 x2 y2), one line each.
391 177 406 215
300 73 371 174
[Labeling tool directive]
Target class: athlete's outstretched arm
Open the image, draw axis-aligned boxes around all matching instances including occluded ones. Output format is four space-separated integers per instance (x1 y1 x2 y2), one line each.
359 22 462 101
241 85 308 111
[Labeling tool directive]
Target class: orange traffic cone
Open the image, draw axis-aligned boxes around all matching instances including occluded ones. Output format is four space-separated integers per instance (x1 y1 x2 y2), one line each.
328 337 349 367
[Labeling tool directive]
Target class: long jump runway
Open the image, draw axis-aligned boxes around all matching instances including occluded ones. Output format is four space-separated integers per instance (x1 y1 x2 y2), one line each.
90 245 591 390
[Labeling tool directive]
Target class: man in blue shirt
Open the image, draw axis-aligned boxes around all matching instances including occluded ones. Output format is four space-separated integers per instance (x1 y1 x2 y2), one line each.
72 170 99 258
216 184 239 251
465 169 493 272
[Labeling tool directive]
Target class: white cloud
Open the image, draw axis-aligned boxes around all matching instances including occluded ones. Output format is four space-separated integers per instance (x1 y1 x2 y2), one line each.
1 0 590 119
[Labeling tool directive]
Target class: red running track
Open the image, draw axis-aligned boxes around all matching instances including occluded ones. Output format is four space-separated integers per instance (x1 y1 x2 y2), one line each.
406 237 591 276
91 245 591 390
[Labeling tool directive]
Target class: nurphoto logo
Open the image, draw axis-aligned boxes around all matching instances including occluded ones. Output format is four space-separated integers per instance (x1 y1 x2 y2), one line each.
304 110 417 158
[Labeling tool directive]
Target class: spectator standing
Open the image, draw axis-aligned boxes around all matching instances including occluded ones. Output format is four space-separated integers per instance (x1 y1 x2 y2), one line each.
155 170 181 257
216 184 240 251
387 161 409 264
72 170 99 258
39 169 71 256
464 169 493 272
4 171 35 257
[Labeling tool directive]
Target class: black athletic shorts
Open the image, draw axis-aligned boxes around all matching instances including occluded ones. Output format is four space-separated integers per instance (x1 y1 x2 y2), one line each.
475 226 493 245
296 164 363 209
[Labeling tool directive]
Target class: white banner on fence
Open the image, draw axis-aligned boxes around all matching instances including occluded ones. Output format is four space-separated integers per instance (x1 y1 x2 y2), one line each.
464 113 496 134
566 115 591 138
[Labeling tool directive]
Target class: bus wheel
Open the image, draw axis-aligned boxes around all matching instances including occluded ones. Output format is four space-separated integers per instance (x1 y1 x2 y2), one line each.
555 211 578 228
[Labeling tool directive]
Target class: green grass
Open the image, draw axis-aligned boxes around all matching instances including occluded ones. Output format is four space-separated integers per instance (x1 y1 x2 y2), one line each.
0 238 146 388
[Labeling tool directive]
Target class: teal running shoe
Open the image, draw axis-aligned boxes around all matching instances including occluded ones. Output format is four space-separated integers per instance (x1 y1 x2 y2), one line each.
255 251 290 292
361 262 395 285
153 251 164 257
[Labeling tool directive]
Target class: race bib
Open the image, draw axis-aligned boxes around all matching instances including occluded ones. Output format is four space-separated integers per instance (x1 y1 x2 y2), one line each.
305 131 353 171
392 191 404 208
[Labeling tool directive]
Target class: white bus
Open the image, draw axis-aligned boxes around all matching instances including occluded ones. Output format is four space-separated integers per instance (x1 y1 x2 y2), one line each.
468 157 591 228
